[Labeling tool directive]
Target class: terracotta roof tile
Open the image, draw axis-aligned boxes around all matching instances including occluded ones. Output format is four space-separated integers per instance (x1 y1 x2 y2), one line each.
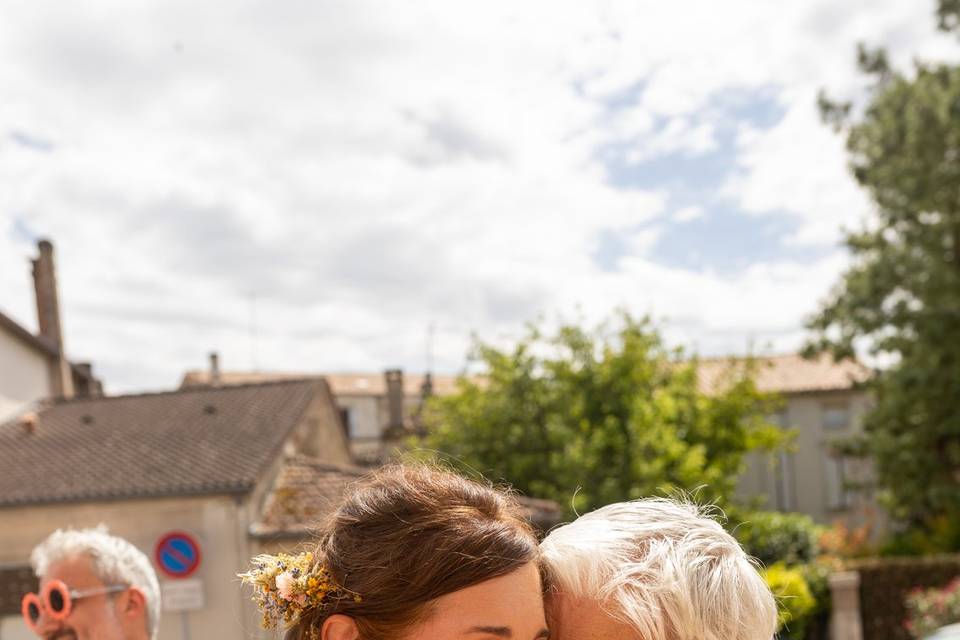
251 456 563 538
0 379 328 507
181 371 463 396
251 457 368 538
183 354 865 399
695 353 869 395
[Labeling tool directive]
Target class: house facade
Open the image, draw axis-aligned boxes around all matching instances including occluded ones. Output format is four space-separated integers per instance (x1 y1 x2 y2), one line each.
179 354 876 527
0 240 101 421
709 354 877 526
0 379 351 640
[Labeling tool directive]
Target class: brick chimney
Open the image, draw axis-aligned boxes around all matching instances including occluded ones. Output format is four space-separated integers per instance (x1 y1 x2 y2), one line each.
209 352 221 386
31 240 74 399
384 369 405 432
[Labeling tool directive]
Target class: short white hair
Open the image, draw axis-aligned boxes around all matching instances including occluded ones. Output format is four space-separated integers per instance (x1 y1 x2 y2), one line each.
31 526 161 640
540 498 777 640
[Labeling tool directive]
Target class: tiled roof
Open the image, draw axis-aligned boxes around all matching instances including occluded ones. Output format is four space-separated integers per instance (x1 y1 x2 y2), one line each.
250 456 563 539
0 379 330 507
250 457 368 538
181 371 463 397
696 353 870 395
183 354 865 399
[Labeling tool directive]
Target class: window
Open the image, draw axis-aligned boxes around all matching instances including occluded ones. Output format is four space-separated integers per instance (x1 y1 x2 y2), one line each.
822 402 850 429
768 411 796 511
824 454 849 510
339 407 355 439
775 449 795 511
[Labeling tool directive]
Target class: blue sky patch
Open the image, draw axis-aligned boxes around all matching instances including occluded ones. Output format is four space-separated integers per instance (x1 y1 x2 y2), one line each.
592 86 804 274
9 130 55 153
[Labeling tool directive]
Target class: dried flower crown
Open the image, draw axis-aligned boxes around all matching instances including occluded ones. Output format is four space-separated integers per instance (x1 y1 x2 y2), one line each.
239 551 361 630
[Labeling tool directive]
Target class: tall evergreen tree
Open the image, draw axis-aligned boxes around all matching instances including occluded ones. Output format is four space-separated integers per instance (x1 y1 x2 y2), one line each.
809 33 960 533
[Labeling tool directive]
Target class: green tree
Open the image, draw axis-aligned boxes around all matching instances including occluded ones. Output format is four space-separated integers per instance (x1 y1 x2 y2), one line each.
938 0 960 32
418 314 784 515
809 46 960 533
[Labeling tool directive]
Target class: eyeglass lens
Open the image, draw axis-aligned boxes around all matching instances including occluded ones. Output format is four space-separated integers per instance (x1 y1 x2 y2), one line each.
48 586 66 613
26 600 40 623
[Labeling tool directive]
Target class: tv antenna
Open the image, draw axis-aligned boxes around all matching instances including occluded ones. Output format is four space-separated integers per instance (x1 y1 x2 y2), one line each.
248 292 259 371
426 322 436 373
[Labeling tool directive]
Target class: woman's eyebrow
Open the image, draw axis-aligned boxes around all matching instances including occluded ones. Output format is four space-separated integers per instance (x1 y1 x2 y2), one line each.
464 627 550 639
466 627 512 637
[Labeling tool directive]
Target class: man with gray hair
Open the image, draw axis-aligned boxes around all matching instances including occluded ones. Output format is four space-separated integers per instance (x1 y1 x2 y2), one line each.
22 526 161 640
540 498 778 640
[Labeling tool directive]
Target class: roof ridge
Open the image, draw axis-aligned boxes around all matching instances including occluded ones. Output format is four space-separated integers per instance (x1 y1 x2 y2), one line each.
52 377 323 406
285 455 368 474
692 352 856 364
186 369 464 378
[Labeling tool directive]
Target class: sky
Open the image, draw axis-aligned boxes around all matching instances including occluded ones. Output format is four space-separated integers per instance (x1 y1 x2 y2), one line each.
2 0 959 393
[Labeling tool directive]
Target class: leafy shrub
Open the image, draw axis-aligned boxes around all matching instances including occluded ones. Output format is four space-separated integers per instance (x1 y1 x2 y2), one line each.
820 518 875 559
882 516 960 557
904 578 960 639
763 563 817 639
798 562 833 640
853 555 960 640
733 510 822 567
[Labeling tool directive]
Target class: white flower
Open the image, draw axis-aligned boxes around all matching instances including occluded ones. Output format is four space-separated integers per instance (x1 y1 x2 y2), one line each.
275 572 295 600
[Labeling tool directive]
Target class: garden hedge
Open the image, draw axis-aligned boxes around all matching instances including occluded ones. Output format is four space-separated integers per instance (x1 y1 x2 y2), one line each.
851 554 960 640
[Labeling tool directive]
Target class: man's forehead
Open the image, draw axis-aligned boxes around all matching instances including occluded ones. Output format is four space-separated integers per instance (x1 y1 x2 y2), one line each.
42 553 102 588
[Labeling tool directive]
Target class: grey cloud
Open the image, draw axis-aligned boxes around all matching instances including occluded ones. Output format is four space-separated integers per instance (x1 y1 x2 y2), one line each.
122 197 307 299
403 107 509 166
320 223 455 307
72 301 248 332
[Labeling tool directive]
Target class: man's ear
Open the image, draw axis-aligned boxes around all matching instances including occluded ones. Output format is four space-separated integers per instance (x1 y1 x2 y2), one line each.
322 614 360 640
120 586 147 621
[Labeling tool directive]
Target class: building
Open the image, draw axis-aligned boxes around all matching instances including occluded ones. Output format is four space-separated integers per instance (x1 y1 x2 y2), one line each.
181 364 462 464
0 240 102 421
181 354 875 527
701 353 875 526
0 378 352 640
249 455 562 554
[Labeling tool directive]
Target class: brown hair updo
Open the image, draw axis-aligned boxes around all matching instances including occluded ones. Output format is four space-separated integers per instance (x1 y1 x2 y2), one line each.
285 464 539 640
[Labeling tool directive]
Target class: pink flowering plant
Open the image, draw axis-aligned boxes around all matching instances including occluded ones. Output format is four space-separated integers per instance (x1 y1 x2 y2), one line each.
905 578 960 639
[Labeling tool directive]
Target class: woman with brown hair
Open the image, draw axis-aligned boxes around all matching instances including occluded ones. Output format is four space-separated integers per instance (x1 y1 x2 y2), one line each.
241 464 549 640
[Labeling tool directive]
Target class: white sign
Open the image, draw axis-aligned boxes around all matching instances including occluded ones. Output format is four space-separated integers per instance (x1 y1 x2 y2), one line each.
161 578 204 612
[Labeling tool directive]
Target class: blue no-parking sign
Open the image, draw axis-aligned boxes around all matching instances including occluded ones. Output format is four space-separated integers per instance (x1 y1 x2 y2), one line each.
155 531 202 579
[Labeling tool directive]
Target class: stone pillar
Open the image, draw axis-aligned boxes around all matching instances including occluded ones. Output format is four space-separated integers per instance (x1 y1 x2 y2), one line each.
829 571 863 640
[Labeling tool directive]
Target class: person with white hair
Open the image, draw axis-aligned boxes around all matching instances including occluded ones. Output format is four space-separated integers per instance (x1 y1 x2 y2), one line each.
540 498 778 640
22 526 161 640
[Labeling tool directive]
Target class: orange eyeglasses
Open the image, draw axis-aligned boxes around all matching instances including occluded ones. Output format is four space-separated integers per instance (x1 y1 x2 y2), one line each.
21 579 127 632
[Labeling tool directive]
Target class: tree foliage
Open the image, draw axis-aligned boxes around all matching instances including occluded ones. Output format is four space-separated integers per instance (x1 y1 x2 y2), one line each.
418 314 784 515
809 50 960 532
938 0 960 33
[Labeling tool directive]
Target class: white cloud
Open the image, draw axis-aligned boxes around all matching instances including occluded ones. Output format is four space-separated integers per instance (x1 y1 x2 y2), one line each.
674 206 704 223
624 117 717 165
720 92 875 247
0 0 955 391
